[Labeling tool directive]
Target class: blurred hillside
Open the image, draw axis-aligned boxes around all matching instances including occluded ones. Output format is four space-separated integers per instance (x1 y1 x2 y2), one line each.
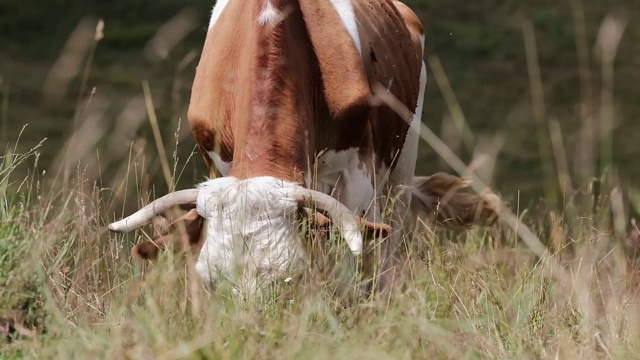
0 0 638 210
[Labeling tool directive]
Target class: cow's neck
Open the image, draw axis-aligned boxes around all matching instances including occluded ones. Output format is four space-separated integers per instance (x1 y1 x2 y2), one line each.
228 0 320 185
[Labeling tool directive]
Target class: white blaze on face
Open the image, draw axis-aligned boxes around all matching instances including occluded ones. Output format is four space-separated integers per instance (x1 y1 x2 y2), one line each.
190 174 366 295
193 177 304 291
193 176 307 294
329 0 362 55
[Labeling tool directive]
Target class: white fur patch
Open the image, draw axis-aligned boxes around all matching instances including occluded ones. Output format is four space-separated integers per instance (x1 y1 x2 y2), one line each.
193 176 306 294
316 148 376 219
206 151 231 176
208 0 230 30
257 1 282 26
329 0 362 55
192 175 364 296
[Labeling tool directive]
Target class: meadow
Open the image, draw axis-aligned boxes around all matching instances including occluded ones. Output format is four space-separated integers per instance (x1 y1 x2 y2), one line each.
2 0 640 359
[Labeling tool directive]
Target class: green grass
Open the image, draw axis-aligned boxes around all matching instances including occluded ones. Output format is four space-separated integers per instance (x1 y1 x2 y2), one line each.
1 132 640 359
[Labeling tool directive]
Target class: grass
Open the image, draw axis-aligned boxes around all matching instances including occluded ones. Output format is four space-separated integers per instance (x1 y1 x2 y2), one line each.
2 1 640 358
1 138 640 359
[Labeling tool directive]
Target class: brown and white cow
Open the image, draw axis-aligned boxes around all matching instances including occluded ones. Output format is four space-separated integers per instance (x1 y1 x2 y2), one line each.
109 0 498 295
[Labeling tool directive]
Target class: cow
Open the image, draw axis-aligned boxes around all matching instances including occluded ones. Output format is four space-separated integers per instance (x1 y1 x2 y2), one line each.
108 0 499 296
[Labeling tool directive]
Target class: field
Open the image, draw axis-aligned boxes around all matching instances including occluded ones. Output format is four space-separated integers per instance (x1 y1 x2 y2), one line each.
2 132 640 359
2 0 640 359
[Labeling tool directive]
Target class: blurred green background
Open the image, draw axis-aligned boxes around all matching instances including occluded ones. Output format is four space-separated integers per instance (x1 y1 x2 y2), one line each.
0 0 638 211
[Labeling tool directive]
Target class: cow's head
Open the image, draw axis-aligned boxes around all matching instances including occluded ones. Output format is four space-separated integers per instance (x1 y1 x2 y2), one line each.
109 176 390 295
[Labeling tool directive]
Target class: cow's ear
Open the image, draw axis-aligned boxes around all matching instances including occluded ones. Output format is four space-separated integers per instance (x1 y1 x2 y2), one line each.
132 234 172 260
171 208 200 225
153 204 198 231
298 0 371 118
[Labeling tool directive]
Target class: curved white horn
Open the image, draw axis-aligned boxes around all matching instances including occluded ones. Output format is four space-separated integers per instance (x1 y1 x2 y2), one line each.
109 188 200 233
291 188 365 256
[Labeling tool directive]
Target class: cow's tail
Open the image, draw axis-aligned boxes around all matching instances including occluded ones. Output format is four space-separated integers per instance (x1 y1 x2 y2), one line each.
408 172 501 230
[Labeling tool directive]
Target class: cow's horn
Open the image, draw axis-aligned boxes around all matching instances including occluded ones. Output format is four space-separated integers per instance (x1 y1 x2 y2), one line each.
291 188 366 256
108 188 200 233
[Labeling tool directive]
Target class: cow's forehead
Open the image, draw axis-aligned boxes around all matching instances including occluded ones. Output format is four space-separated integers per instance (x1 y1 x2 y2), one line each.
195 176 300 216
